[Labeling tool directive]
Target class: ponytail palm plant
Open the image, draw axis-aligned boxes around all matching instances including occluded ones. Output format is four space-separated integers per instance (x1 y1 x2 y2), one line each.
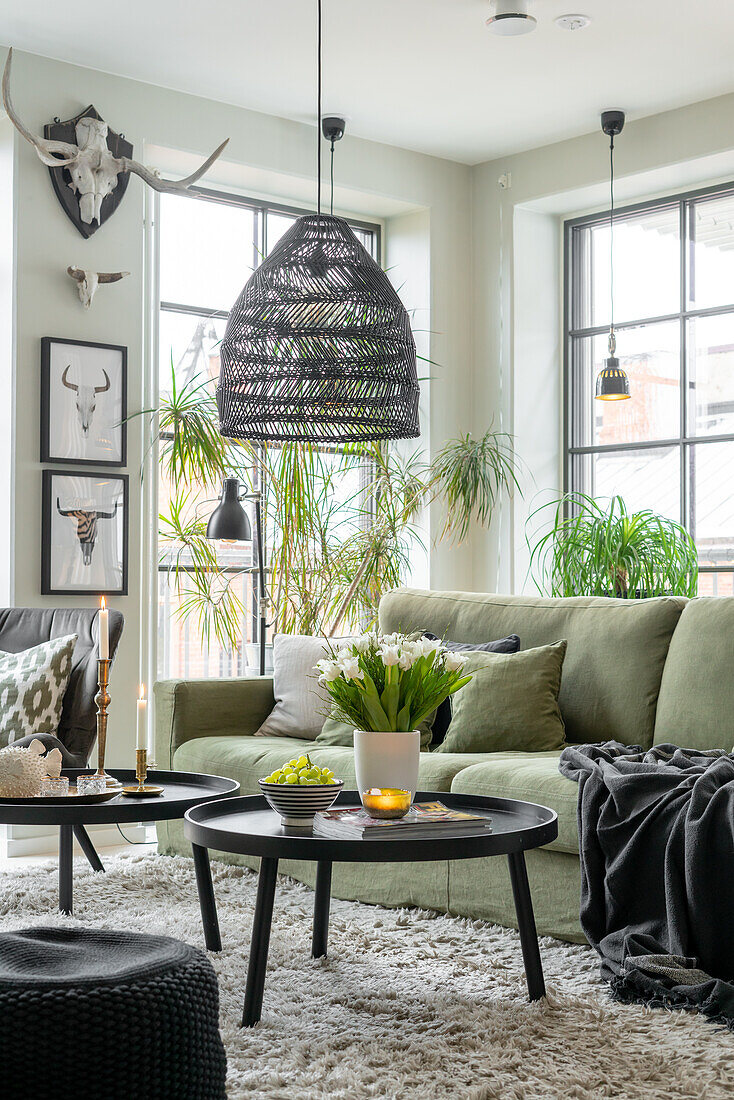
527 492 698 599
150 367 521 650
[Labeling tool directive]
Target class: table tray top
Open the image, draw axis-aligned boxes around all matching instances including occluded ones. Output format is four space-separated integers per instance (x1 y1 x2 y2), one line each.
0 770 239 825
184 790 558 863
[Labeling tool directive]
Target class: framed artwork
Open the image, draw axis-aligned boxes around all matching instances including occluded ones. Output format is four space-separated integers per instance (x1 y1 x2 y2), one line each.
41 337 127 466
42 470 128 595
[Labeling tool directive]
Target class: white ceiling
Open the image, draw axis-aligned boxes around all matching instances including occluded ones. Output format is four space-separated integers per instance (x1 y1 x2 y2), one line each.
1 0 734 164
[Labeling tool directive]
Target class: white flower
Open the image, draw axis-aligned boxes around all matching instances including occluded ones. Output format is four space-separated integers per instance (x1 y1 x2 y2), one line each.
444 651 468 673
315 659 342 682
380 632 403 647
398 649 415 671
419 637 442 660
379 644 401 667
352 635 372 653
339 656 364 681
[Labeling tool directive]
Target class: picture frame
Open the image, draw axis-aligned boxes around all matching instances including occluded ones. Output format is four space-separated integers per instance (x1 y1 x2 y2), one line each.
41 470 129 596
41 337 127 467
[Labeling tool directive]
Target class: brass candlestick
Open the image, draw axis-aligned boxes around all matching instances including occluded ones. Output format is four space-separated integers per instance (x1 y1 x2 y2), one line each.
93 658 121 790
136 747 148 791
121 747 164 798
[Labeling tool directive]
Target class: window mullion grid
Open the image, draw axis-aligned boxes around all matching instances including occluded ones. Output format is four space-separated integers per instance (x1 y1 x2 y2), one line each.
680 198 688 532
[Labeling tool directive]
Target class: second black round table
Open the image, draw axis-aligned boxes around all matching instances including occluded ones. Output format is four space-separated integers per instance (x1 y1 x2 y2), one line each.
184 789 558 1026
0 769 239 914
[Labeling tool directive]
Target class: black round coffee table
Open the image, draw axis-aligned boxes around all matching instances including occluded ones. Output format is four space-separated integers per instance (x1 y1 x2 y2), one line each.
184 790 558 1026
0 769 239 915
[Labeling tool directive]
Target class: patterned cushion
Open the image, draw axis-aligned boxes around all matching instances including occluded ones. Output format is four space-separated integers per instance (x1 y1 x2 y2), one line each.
0 634 77 747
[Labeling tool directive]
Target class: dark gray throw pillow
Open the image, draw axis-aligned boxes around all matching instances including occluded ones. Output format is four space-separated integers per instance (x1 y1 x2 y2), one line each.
424 632 521 746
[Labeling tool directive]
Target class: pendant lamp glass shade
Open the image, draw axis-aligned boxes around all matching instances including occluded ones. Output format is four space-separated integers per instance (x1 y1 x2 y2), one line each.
595 358 631 400
206 478 252 541
216 214 420 442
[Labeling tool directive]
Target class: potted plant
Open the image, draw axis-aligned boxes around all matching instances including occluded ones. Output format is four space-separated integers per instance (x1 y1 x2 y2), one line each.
145 363 521 649
317 632 471 800
527 492 698 598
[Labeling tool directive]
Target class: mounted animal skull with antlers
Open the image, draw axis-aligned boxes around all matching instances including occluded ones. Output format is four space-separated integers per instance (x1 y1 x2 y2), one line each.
2 49 229 231
67 267 129 309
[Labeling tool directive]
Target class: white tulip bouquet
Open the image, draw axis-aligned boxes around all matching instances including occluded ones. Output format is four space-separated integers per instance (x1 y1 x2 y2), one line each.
316 632 472 733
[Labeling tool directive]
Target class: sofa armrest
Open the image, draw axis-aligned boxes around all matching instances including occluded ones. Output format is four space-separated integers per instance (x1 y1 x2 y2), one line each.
154 677 275 769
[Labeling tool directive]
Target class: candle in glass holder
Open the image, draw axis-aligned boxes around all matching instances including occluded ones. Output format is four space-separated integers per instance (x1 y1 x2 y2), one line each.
361 787 412 820
136 684 147 750
98 596 109 660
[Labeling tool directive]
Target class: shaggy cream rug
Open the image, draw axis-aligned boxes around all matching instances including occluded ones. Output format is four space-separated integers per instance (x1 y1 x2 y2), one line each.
1 851 732 1100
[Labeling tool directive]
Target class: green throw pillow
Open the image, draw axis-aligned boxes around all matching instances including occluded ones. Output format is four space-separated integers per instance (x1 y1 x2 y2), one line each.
317 714 435 750
0 634 77 748
436 640 567 754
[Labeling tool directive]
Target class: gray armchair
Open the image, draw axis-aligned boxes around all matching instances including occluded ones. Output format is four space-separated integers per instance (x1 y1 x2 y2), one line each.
3 607 124 871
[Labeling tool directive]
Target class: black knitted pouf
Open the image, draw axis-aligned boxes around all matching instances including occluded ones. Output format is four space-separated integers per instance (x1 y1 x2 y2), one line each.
0 927 227 1100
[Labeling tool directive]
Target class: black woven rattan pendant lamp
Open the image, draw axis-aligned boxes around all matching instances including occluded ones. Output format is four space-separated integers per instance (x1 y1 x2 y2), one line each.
216 1 420 443
596 110 630 402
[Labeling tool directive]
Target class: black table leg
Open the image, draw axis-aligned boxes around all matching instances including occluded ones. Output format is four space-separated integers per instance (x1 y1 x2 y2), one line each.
59 825 73 914
508 850 545 1000
192 843 221 952
73 825 104 872
312 860 332 959
242 856 278 1028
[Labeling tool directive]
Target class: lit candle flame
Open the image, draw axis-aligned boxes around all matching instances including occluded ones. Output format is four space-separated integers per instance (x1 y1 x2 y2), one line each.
100 595 106 610
139 683 146 701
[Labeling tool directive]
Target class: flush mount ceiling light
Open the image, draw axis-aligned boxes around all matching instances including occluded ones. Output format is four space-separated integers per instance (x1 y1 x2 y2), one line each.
554 14 591 31
486 0 537 36
596 110 631 402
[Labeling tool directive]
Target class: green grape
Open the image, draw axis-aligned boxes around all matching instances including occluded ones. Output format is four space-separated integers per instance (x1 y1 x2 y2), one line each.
306 778 319 785
271 770 282 783
298 776 309 785
288 759 298 768
306 767 320 780
277 774 287 784
296 755 309 770
285 773 298 785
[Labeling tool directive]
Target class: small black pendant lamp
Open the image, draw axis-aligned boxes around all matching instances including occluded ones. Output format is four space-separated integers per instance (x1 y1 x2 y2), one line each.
216 0 420 443
596 110 631 402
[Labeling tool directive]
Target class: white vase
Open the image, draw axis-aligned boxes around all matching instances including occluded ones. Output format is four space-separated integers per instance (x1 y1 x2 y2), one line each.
353 729 421 799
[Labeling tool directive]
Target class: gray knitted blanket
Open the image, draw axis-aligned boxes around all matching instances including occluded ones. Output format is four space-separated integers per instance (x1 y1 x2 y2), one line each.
559 741 734 1027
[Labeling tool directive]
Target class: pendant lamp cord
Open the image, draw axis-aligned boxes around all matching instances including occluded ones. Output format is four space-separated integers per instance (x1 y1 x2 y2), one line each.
330 139 335 214
609 132 615 356
317 0 322 215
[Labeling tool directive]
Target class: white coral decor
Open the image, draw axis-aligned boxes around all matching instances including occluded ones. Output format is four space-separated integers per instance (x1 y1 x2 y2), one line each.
0 739 63 798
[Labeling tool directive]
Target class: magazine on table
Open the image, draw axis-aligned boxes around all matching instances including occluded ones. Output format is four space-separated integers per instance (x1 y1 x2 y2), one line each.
313 801 492 840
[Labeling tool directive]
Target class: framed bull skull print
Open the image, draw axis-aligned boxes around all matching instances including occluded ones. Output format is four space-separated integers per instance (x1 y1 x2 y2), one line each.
41 337 126 466
42 470 128 596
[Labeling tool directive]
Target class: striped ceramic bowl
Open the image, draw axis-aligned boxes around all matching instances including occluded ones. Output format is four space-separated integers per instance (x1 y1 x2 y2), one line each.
258 777 344 827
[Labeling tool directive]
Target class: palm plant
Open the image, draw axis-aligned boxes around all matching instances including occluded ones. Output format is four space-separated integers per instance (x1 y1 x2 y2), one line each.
149 369 522 651
527 492 698 598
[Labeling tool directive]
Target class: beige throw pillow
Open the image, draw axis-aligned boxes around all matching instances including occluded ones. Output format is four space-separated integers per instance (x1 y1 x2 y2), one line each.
255 634 351 741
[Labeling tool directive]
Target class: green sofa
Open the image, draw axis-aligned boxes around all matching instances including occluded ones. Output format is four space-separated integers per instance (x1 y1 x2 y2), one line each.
155 589 734 943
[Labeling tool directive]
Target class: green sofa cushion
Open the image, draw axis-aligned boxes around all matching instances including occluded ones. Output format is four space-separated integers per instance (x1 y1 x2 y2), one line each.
316 714 434 749
449 753 579 855
437 641 567 754
173 735 494 796
380 588 686 748
654 597 734 751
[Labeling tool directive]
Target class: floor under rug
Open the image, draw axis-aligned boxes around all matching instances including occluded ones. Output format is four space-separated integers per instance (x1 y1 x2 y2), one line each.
1 851 732 1100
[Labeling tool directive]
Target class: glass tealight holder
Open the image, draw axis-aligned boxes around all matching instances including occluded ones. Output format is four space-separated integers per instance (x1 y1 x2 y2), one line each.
39 775 69 798
361 787 412 820
76 774 107 796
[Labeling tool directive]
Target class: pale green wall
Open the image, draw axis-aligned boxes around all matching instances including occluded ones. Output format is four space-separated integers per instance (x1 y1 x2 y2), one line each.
2 47 473 765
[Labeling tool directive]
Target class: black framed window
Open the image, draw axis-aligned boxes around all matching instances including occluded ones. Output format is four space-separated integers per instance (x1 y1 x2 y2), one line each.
157 188 380 679
565 182 734 596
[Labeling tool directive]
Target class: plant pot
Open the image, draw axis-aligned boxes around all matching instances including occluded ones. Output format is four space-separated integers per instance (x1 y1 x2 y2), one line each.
353 729 421 800
245 642 274 676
